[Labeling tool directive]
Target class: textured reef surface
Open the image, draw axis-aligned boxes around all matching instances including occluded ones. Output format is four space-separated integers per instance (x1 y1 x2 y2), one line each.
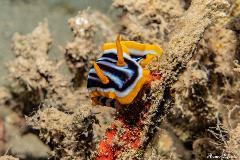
0 0 240 160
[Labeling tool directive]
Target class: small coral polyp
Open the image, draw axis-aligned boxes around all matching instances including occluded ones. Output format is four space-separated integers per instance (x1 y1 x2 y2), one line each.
87 35 162 107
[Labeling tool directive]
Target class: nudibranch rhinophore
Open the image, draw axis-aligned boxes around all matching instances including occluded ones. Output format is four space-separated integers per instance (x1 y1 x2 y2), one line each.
87 35 162 108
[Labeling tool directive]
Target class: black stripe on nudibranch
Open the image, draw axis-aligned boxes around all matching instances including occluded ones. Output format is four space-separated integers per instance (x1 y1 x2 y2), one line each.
99 97 107 105
110 99 116 107
95 96 117 108
87 51 142 97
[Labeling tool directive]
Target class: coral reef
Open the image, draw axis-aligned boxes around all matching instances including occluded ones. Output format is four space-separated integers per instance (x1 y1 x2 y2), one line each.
0 0 239 160
0 118 5 155
1 10 114 160
226 123 240 158
0 156 19 160
65 10 115 87
27 107 98 159
97 0 231 159
113 0 184 45
7 21 54 114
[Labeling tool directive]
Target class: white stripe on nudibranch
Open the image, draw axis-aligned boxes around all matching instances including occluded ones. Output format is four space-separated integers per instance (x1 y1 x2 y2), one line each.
102 70 124 89
128 49 157 56
97 61 134 77
97 57 117 63
88 68 124 88
88 75 102 82
103 49 117 54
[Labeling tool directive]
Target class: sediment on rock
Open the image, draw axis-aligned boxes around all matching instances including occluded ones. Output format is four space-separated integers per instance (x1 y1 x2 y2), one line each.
65 11 116 87
0 156 19 160
113 0 184 46
26 107 98 159
94 0 231 159
5 18 110 159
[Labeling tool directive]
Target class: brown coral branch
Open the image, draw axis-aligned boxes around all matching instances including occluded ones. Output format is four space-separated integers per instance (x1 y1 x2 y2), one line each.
0 156 19 160
96 0 229 159
9 20 101 159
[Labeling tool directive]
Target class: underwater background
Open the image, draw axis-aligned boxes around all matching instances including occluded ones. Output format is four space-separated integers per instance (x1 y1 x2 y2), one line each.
0 0 112 86
0 0 239 160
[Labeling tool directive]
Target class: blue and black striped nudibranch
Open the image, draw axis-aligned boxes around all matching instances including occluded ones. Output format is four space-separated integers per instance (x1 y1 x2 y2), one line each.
87 35 163 108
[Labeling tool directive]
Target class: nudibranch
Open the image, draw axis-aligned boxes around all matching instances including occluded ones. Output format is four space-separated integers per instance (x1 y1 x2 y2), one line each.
87 35 162 107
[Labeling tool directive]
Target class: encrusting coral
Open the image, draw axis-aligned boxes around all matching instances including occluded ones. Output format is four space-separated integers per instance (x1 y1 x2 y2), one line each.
0 118 5 155
113 0 184 45
4 11 114 160
91 0 232 159
0 0 239 160
166 2 240 158
0 156 19 160
26 107 98 159
8 20 93 113
65 11 115 87
225 123 240 159
7 21 55 115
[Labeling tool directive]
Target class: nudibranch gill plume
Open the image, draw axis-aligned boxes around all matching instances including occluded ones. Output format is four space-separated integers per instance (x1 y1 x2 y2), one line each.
87 35 162 108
